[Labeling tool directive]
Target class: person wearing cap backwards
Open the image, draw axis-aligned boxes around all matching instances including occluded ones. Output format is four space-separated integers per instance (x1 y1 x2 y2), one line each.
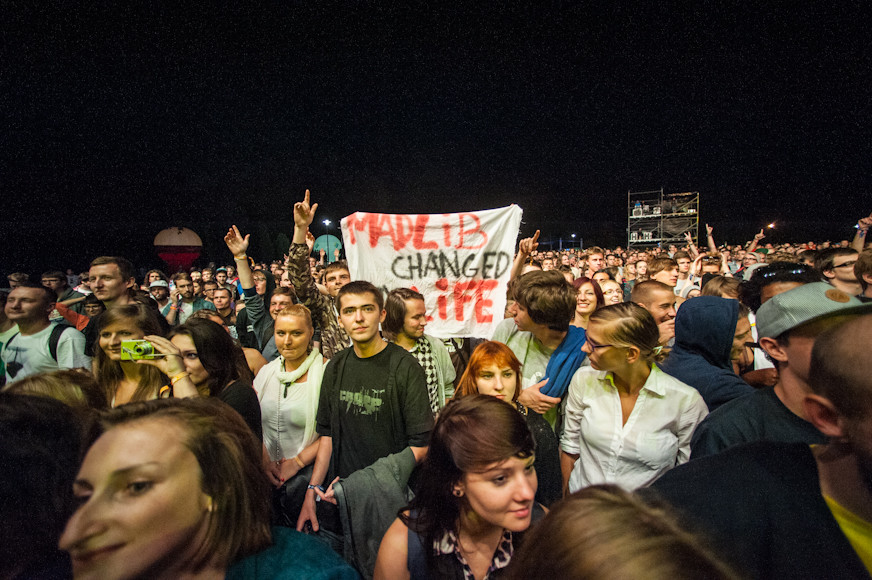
148 279 171 312
648 312 872 580
690 282 872 459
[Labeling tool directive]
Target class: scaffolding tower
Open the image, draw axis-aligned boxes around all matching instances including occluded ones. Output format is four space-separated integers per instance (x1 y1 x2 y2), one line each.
627 189 699 250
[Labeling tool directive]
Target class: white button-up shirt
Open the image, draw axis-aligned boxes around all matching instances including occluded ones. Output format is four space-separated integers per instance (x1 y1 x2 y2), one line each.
561 364 708 491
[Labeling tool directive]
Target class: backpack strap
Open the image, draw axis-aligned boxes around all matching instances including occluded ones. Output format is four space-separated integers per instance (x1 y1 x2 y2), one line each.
49 323 73 362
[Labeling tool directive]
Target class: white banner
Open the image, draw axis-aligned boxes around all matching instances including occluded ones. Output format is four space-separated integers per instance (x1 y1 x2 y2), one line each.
341 205 523 338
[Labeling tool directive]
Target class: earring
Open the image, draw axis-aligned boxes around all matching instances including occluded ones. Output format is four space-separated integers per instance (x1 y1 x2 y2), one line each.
453 489 463 498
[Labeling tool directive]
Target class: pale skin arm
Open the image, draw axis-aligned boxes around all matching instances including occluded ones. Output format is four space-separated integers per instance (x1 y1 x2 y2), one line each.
136 335 198 398
225 226 254 290
705 224 718 254
277 436 322 484
746 229 765 253
517 377 561 414
560 450 579 497
851 213 872 252
297 435 333 532
510 230 540 281
683 231 699 259
374 517 411 580
164 290 182 325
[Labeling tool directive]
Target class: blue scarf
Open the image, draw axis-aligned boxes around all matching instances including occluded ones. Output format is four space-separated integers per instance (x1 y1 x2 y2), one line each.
541 326 587 398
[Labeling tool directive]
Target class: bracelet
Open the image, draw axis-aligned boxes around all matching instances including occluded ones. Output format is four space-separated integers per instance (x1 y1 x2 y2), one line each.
170 306 178 311
170 372 190 385
234 255 248 261
293 455 305 469
307 483 324 492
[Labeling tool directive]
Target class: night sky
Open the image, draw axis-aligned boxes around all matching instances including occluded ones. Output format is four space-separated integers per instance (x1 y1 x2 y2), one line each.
3 2 870 273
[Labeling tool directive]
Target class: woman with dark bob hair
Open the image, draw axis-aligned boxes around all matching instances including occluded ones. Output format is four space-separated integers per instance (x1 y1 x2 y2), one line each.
454 341 561 507
375 395 543 580
507 485 739 580
60 398 357 579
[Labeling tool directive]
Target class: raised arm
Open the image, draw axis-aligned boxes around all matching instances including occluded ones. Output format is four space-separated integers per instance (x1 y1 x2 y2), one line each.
225 226 253 291
293 189 318 244
851 212 872 252
683 231 699 259
746 229 765 253
510 230 540 281
705 224 718 254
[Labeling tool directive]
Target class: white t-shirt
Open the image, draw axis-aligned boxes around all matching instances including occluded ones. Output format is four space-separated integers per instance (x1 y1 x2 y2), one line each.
1 323 91 384
491 318 553 390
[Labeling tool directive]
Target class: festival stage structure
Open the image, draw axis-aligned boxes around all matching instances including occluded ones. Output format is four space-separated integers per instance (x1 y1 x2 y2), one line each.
627 189 699 250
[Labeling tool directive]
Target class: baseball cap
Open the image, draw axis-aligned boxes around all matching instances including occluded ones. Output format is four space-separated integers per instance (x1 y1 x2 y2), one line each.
149 280 169 288
756 282 872 338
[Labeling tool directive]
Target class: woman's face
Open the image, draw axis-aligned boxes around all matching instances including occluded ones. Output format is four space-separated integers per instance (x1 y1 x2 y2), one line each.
60 418 213 580
600 280 623 305
457 455 537 533
581 320 624 372
170 334 210 387
474 363 518 402
99 319 144 361
576 283 598 317
274 314 314 364
636 261 648 275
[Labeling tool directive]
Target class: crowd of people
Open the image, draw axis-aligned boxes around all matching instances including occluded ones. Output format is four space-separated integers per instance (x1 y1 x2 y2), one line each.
2 197 872 580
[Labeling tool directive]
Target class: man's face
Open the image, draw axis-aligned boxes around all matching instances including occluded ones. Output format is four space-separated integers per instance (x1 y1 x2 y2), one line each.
150 286 168 302
606 255 617 267
269 294 293 320
760 281 804 305
507 301 536 333
215 272 227 285
588 253 604 270
212 290 231 311
742 254 759 267
401 298 428 341
701 262 720 275
226 266 236 278
190 271 201 281
652 267 679 287
270 263 279 275
89 264 134 303
5 287 52 323
324 269 351 297
203 283 217 300
677 258 691 274
41 276 66 294
668 245 677 254
640 289 676 325
279 272 292 289
730 316 753 361
176 279 194 300
541 259 554 271
829 253 859 284
338 292 385 344
253 274 267 296
201 270 213 282
592 272 610 285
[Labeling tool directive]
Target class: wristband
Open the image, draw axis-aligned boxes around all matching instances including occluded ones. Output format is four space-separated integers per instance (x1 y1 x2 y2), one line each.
234 255 248 261
293 455 305 469
170 372 190 385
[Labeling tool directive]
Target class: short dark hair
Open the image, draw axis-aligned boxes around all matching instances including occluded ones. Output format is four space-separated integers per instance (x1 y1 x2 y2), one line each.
12 282 56 305
324 260 350 278
172 272 193 284
7 272 30 283
337 280 384 311
40 270 67 283
513 270 576 332
814 248 857 275
673 250 691 261
383 288 425 342
89 256 135 283
630 280 674 306
809 314 872 420
738 262 819 312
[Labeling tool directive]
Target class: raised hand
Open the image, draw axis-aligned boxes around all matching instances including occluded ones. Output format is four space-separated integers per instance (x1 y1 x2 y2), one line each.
224 225 250 258
519 230 541 256
294 189 319 230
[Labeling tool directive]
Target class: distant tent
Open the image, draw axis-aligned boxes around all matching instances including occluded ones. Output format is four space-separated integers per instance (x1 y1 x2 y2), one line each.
154 227 202 273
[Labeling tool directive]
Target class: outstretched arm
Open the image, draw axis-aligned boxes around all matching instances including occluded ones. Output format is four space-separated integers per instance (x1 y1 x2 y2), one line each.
510 230 540 281
705 224 718 254
225 226 253 291
293 189 318 244
746 229 765 253
683 231 699 259
851 212 872 252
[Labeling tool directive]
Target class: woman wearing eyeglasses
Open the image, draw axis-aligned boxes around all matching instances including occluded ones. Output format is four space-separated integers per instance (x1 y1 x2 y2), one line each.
560 303 708 494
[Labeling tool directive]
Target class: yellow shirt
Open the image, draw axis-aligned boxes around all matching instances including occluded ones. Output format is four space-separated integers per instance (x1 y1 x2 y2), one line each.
824 494 872 575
